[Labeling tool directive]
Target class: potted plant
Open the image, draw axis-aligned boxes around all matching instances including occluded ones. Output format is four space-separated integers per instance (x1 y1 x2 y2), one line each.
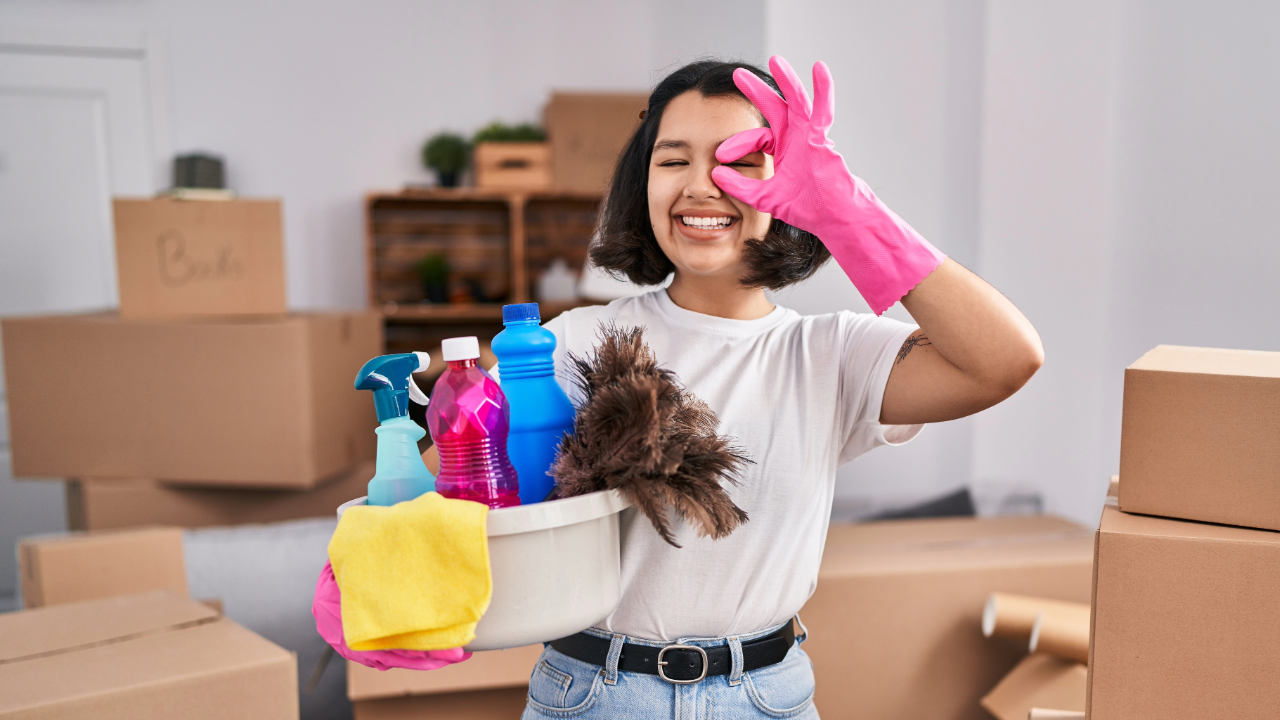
421 133 470 188
472 122 551 190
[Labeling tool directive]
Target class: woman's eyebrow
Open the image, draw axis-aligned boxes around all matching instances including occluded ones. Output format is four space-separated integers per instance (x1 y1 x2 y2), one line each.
652 139 689 152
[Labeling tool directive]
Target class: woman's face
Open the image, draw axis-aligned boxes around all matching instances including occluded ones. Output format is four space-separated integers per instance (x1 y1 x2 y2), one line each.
648 91 773 283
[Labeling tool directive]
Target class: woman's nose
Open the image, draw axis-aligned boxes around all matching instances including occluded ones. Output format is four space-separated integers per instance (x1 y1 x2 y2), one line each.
684 161 723 200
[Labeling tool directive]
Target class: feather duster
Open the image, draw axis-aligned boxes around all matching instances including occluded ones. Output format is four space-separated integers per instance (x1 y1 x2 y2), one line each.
551 323 751 547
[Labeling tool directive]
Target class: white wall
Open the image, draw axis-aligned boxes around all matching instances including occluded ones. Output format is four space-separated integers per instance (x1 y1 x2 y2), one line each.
765 0 989 514
768 0 1280 526
971 0 1121 525
0 0 764 312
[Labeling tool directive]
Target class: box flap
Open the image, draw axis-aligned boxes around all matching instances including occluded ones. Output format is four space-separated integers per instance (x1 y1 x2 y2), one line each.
1129 345 1280 379
0 591 217 663
1099 503 1280 544
820 515 1094 576
981 653 1086 720
0 612 295 717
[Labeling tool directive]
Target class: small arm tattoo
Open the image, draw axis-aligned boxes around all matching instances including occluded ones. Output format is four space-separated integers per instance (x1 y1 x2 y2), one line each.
895 334 932 365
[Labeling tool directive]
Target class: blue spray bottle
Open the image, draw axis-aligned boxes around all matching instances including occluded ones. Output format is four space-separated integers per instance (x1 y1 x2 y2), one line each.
490 303 576 504
354 352 436 506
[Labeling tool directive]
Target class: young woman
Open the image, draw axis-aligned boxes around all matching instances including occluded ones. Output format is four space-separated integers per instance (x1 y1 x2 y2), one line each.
517 57 1042 719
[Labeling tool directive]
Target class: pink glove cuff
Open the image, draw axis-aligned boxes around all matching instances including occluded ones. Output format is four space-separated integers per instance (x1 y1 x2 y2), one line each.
826 175 946 315
312 561 471 672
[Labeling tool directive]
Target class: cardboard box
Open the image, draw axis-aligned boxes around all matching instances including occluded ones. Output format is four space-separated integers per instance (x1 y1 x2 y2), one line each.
114 197 287 318
544 92 648 191
347 644 541 701
353 687 528 720
980 654 1086 720
66 461 374 530
801 515 1094 720
0 591 297 719
474 142 552 190
1087 503 1280 719
2 311 380 489
1119 345 1280 531
19 526 186 608
348 644 539 720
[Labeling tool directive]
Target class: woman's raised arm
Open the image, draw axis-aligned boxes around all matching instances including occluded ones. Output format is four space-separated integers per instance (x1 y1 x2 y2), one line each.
880 260 1042 424
712 56 1042 423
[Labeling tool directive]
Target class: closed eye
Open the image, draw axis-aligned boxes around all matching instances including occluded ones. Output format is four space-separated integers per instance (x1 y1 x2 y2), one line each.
657 160 688 167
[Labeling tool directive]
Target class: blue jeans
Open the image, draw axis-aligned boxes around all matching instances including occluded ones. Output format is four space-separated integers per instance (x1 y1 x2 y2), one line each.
521 621 819 719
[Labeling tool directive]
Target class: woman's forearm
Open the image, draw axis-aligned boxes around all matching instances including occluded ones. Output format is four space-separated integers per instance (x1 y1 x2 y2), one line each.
881 259 1043 424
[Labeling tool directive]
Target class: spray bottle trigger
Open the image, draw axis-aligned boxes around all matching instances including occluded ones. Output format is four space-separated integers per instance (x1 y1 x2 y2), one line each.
408 376 429 405
407 351 431 405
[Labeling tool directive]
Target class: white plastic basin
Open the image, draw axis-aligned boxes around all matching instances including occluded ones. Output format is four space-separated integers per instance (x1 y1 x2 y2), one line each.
336 489 630 651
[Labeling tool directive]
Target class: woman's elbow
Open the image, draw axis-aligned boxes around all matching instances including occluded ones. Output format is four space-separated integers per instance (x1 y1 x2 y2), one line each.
994 331 1044 399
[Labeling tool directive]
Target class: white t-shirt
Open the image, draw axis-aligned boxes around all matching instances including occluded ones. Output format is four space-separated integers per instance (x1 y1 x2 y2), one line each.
511 289 922 641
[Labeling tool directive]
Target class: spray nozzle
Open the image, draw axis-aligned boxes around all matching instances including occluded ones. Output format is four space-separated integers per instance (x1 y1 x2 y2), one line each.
354 352 431 422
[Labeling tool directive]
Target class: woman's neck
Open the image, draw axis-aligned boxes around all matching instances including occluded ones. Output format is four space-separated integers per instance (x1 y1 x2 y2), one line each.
665 272 775 320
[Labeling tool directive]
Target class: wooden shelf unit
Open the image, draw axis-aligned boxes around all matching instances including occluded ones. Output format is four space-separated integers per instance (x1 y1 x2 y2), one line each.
365 188 603 354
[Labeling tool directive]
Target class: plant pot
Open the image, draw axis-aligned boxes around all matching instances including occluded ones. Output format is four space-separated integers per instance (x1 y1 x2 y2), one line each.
436 170 460 188
422 281 448 304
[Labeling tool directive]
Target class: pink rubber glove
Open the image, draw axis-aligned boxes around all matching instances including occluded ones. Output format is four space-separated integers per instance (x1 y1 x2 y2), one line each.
711 56 946 315
312 561 471 672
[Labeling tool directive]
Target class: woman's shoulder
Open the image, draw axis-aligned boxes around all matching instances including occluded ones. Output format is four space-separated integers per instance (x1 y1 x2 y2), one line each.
545 291 663 333
771 307 916 349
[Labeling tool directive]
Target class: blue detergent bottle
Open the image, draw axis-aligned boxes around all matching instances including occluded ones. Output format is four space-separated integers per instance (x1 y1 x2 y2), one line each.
354 352 436 506
491 303 576 504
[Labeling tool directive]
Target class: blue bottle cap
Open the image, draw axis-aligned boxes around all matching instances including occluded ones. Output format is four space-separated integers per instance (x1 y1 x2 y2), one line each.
502 302 541 323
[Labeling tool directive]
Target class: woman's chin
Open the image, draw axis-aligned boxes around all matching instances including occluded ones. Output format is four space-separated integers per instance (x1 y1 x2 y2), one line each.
672 254 744 280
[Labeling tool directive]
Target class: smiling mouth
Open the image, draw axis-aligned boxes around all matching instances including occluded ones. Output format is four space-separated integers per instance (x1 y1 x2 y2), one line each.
678 215 737 230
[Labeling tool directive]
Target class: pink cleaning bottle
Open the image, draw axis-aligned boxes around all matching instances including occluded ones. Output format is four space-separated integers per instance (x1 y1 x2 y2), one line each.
426 336 521 508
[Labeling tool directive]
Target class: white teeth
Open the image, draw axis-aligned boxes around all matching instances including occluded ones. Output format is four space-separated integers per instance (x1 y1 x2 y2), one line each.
681 216 732 228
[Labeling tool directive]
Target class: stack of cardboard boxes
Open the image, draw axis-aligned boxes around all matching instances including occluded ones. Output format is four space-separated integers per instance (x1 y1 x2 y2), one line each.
0 197 384 718
1089 345 1280 718
3 527 298 719
2 197 382 528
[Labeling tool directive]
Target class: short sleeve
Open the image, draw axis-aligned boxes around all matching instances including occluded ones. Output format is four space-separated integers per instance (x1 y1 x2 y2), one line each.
836 313 925 465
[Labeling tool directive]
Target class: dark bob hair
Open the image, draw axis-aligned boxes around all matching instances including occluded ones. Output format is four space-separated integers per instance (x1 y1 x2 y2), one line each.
590 59 831 290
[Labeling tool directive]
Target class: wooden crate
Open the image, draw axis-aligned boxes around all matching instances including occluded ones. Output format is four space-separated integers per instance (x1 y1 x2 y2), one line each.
475 142 552 190
367 193 510 307
365 188 605 365
525 196 600 302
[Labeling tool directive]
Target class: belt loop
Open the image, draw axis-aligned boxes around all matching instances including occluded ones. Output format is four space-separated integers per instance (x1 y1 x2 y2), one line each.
727 636 745 686
794 614 809 645
604 634 626 686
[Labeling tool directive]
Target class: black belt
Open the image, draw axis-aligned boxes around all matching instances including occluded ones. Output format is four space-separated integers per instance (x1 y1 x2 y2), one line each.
548 620 795 684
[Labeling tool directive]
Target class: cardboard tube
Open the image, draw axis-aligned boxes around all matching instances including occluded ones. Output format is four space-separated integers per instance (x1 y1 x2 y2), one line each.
1029 603 1091 664
1028 710 1085 720
983 593 1088 643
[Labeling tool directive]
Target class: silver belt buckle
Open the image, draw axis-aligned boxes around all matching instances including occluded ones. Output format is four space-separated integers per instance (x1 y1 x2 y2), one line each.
656 644 708 684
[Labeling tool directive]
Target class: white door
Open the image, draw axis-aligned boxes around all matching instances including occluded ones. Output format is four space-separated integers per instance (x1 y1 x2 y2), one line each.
0 38 159 605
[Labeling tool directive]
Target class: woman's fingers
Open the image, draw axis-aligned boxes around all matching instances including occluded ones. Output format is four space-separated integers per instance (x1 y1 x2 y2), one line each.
711 166 771 209
768 56 813 120
732 68 788 132
716 127 774 163
810 61 835 137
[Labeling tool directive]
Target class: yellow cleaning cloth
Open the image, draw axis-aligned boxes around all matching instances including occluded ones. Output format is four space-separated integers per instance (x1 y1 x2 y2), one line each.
329 492 491 651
